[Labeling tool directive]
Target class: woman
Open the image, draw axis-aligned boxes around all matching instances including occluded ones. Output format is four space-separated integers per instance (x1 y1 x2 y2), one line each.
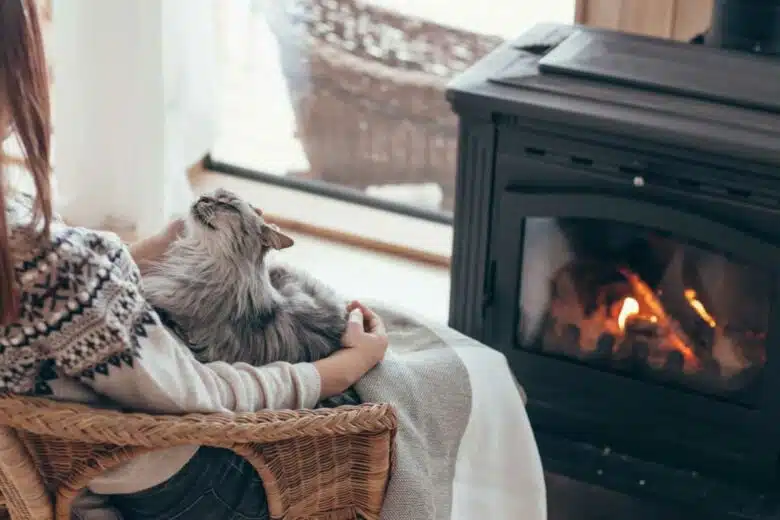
0 2 388 519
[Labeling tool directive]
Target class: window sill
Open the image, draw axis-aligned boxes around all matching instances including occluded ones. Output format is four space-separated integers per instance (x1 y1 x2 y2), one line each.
191 170 453 268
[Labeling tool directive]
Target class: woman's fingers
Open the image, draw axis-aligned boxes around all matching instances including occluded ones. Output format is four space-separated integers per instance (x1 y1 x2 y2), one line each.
347 308 364 327
370 314 386 335
341 308 365 348
363 307 383 333
354 302 385 334
345 300 386 335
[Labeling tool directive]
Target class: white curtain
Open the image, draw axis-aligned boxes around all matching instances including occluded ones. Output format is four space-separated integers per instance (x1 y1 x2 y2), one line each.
52 0 217 238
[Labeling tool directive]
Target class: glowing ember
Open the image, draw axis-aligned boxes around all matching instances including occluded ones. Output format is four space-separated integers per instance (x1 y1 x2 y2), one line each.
617 297 639 330
684 289 717 328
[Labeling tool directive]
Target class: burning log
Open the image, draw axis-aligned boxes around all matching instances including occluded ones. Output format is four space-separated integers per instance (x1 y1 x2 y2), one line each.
623 314 660 337
664 350 685 373
711 334 751 379
632 341 650 367
561 324 581 356
619 269 699 371
594 333 616 359
541 258 768 388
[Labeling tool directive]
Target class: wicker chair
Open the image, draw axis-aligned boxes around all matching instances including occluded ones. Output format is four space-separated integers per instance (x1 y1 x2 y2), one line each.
0 395 397 520
268 0 504 212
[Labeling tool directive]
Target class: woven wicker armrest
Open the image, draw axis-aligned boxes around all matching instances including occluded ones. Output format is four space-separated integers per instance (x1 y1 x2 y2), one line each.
0 396 397 520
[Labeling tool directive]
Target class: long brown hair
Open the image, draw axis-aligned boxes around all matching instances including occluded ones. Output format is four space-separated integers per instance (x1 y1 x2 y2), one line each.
0 0 52 324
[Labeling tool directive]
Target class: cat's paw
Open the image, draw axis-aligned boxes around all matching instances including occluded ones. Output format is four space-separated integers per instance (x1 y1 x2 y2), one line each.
316 387 362 408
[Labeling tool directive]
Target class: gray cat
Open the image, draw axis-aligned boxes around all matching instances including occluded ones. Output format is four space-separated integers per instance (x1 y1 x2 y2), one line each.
143 188 360 407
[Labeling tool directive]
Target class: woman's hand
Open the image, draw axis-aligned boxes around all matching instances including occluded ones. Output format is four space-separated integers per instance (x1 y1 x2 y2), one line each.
341 300 388 366
129 218 186 275
314 301 389 399
161 218 186 244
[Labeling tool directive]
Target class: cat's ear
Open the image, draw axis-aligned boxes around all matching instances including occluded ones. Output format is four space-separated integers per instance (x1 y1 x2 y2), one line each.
260 223 295 250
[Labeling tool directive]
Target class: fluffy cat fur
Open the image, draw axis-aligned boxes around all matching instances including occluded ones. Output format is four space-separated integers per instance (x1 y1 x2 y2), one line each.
143 188 359 406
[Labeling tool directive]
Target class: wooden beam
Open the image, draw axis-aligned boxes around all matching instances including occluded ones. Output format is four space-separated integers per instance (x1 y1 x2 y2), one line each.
618 0 677 38
578 0 711 40
672 0 713 41
580 0 623 30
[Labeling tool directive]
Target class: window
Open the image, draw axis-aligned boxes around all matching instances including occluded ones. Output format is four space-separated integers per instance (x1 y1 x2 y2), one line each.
211 0 576 239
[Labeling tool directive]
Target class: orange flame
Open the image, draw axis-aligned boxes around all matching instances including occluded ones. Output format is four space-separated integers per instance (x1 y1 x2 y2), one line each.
617 297 639 330
684 289 717 328
619 270 699 368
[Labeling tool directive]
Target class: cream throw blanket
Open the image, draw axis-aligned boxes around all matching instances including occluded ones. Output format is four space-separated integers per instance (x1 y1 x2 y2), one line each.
362 303 546 520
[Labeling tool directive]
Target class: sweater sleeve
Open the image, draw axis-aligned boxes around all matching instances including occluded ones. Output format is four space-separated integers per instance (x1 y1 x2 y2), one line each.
11 226 321 413
83 308 323 414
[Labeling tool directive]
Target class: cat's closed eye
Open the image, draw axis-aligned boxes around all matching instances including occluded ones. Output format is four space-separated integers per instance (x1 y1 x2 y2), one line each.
199 193 241 211
214 188 239 203
215 200 241 213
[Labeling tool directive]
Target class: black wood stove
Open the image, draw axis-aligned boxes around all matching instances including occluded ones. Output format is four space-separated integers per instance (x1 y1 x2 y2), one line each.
447 9 780 520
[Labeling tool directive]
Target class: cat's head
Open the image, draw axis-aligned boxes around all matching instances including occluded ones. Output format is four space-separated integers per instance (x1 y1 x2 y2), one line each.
186 188 294 256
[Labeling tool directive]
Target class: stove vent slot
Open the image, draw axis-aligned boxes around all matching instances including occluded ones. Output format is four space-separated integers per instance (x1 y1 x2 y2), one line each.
569 155 594 167
516 138 780 209
495 114 521 126
638 170 780 209
523 146 597 167
524 146 547 157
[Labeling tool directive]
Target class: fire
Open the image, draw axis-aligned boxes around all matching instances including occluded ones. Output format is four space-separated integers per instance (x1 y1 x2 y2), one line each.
616 269 699 368
684 289 717 328
617 297 639 330
547 260 763 383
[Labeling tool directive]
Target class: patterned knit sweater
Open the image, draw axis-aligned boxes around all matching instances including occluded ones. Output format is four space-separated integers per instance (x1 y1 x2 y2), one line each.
2 194 322 516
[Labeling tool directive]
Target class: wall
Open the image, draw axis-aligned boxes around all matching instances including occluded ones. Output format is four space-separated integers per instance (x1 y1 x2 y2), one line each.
50 0 215 237
576 0 713 41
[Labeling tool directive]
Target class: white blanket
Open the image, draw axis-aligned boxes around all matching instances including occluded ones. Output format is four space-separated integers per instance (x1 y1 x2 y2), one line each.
362 303 547 520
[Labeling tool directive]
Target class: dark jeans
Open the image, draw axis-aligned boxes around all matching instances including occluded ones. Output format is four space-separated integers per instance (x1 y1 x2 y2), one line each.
111 447 269 520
